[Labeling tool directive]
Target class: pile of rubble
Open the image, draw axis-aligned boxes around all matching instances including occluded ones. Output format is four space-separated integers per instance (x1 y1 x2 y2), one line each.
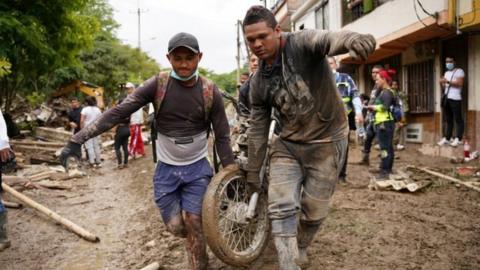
9 95 71 132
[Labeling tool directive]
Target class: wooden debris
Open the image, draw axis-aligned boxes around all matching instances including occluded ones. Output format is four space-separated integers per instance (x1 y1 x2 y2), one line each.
1 200 23 209
139 262 160 270
35 127 72 143
1 183 100 242
30 154 60 165
11 140 65 148
36 180 72 190
412 166 480 192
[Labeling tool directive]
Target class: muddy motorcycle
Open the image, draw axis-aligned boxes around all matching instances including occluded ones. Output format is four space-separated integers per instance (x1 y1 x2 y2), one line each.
202 92 278 267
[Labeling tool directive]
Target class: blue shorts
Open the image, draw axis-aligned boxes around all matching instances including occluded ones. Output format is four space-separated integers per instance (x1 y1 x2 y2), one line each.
153 158 213 223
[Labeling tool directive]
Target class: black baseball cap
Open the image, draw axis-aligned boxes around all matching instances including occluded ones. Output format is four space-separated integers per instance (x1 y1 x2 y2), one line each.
168 32 200 54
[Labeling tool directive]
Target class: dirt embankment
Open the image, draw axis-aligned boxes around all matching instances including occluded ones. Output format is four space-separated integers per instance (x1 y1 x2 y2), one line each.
1 145 479 270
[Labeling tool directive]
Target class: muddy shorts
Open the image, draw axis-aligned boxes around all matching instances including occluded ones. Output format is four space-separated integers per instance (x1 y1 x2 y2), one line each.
153 158 213 223
268 138 347 236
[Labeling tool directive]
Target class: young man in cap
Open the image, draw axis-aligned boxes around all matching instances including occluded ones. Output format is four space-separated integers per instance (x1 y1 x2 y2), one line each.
242 6 375 269
60 32 235 270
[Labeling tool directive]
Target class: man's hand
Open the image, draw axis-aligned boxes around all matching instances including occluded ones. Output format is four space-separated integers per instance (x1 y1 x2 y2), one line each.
59 141 82 168
0 148 10 162
69 122 78 129
348 34 376 61
246 171 262 193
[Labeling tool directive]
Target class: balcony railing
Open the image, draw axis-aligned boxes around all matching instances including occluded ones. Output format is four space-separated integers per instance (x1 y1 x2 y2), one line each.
342 0 387 26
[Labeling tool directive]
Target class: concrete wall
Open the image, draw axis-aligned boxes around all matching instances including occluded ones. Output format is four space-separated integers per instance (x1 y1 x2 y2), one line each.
466 34 480 148
343 0 449 37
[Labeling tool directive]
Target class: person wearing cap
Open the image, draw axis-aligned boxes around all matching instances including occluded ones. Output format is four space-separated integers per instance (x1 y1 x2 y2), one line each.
125 82 146 158
242 6 375 269
60 32 235 270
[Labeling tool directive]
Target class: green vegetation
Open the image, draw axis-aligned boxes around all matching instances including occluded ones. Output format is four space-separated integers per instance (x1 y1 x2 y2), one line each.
0 0 240 111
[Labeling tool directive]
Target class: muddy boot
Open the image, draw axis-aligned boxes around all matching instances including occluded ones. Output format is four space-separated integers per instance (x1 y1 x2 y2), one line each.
357 152 370 166
296 219 323 269
273 236 301 270
0 212 10 252
185 213 208 270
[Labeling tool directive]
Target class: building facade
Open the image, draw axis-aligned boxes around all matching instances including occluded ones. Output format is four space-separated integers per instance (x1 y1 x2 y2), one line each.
274 0 480 155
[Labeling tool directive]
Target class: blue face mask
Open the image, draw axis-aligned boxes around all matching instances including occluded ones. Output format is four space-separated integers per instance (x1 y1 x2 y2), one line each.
446 63 454 70
170 69 199 82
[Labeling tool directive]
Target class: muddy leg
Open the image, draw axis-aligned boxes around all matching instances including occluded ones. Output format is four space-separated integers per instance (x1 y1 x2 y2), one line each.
165 213 187 238
184 213 208 270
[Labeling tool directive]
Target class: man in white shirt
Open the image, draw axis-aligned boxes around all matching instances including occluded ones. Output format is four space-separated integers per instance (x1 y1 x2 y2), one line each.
81 96 103 166
438 57 465 147
126 82 146 158
0 109 12 251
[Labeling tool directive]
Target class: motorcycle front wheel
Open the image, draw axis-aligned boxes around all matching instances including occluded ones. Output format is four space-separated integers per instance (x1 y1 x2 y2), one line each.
202 167 269 267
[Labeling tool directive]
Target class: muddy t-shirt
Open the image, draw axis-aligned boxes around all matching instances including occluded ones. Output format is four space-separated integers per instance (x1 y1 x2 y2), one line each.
71 75 234 167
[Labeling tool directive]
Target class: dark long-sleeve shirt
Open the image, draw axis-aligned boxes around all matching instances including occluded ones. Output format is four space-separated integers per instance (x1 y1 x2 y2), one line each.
71 75 234 167
247 30 362 176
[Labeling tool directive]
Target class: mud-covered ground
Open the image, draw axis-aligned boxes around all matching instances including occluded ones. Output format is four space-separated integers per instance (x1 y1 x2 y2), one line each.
0 143 479 270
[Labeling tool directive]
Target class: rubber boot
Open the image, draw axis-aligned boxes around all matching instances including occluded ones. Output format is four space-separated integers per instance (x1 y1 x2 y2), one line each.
273 236 301 270
0 212 10 251
357 152 370 166
296 219 323 269
185 213 208 270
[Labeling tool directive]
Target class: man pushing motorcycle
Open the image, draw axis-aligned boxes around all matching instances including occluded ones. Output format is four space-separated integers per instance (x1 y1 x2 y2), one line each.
242 6 375 269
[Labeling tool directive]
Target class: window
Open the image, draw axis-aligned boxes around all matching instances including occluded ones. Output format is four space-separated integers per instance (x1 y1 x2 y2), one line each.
406 60 434 113
315 1 329 30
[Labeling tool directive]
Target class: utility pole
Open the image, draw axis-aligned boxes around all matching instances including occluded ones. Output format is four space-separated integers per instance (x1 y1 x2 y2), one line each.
236 20 241 87
136 0 148 50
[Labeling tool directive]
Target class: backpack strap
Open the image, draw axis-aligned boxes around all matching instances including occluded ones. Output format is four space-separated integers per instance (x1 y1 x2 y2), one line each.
153 71 170 118
200 76 214 124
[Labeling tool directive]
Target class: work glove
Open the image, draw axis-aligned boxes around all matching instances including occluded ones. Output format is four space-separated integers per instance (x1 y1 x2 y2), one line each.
59 141 82 168
347 34 376 61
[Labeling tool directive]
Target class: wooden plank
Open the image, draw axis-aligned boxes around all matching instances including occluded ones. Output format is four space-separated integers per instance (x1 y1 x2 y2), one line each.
413 166 480 192
35 127 72 143
11 140 65 148
14 145 60 153
1 183 100 242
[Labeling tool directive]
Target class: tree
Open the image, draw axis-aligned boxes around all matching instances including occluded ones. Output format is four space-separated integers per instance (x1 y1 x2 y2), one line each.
0 0 99 111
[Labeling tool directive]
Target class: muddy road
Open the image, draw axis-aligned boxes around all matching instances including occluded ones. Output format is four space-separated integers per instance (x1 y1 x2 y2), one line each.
0 145 479 270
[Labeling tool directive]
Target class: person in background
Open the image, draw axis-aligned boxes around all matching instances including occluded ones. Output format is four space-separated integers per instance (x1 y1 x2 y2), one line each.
0 109 12 251
392 80 408 150
126 82 146 158
438 56 465 147
328 56 363 184
68 97 83 134
365 70 396 180
81 96 103 168
357 64 383 166
238 53 259 117
114 99 130 169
